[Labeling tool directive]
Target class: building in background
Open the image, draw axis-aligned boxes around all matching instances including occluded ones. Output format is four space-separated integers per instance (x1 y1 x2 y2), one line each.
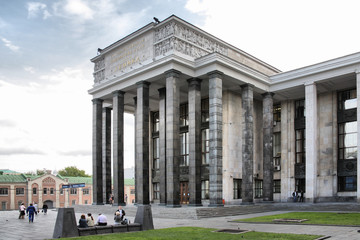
89 15 360 206
0 170 135 210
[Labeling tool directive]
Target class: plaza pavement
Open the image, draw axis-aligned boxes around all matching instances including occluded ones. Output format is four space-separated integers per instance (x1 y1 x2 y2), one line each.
1 203 360 240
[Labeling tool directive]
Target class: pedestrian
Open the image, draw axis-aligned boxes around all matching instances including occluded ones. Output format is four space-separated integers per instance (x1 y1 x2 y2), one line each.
26 203 36 223
33 202 38 215
96 213 107 226
42 203 48 214
300 190 304 202
78 214 88 228
86 213 94 227
19 203 26 219
292 190 297 202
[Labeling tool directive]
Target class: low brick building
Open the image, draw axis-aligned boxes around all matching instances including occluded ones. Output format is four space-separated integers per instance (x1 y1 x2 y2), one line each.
0 170 135 210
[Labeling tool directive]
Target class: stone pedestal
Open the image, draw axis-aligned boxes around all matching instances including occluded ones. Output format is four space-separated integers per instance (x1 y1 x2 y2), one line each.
134 205 154 230
52 208 78 238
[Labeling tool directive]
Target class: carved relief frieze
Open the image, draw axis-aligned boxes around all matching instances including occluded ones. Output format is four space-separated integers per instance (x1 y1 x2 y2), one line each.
154 21 228 58
93 69 105 84
94 58 105 71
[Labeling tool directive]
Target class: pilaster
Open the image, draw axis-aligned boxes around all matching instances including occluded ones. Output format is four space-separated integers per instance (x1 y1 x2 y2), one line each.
133 97 138 205
305 82 318 202
158 87 167 205
188 78 203 206
241 84 254 204
113 90 125 206
262 92 274 202
136 81 151 205
165 69 181 207
208 70 224 207
92 98 104 205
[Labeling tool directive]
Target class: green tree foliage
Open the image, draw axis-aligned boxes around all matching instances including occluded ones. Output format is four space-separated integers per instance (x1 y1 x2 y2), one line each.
36 169 46 175
58 166 90 177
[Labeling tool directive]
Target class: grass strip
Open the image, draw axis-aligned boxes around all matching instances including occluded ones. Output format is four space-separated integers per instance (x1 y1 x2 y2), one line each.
235 212 360 226
62 227 321 240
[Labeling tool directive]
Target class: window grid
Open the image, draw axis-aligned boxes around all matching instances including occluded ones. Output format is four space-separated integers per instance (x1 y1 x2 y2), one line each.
233 179 242 199
254 180 263 198
153 137 160 170
201 129 209 165
201 180 209 199
180 132 189 166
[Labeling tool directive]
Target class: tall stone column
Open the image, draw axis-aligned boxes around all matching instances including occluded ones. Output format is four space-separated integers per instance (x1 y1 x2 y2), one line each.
305 81 318 202
113 90 125 206
133 97 138 205
188 78 203 206
356 71 360 202
208 71 223 207
241 84 254 204
102 107 112 204
158 87 167 205
92 98 104 205
136 81 151 205
165 69 181 208
262 92 274 202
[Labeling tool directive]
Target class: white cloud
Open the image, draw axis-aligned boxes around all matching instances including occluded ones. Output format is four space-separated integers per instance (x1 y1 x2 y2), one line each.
63 0 94 20
0 37 20 52
27 2 51 19
24 66 36 74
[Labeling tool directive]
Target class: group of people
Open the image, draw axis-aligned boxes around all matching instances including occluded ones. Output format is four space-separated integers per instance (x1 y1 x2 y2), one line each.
78 206 128 228
18 202 49 223
292 190 305 202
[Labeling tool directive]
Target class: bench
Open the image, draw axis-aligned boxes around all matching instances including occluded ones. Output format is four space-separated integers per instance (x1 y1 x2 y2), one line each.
78 223 142 236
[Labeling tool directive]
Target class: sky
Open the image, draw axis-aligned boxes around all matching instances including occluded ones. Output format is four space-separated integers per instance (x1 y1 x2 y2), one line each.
1 0 360 175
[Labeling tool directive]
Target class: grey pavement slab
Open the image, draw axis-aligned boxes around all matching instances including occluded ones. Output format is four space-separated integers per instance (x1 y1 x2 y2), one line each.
0 204 360 240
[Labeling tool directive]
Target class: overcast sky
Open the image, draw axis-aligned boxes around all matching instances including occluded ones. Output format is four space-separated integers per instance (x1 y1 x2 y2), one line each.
1 0 360 175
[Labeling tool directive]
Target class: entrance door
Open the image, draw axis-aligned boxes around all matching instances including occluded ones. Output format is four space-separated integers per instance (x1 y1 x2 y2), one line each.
180 182 189 204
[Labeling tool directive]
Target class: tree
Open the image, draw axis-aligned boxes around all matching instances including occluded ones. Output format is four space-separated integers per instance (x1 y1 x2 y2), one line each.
58 166 90 177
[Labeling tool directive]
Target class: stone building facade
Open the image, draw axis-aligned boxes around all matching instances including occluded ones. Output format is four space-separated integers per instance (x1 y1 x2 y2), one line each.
90 15 360 205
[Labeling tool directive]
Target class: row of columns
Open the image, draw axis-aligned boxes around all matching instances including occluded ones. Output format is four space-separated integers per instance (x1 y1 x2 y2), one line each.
92 69 276 206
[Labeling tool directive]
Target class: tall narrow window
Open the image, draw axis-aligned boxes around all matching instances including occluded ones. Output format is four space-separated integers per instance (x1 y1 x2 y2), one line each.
273 180 281 193
338 89 357 110
180 132 189 166
233 179 242 199
153 137 160 169
201 129 209 164
32 187 37 195
201 98 209 122
295 100 305 119
338 122 357 160
43 188 47 195
153 183 160 199
201 180 209 199
50 188 54 195
295 129 306 164
273 132 281 168
254 180 263 198
152 111 159 132
273 104 281 123
180 104 188 127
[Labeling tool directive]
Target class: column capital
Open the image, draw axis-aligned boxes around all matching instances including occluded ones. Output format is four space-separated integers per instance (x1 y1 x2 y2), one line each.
112 90 125 97
165 69 181 78
304 81 316 86
92 98 103 104
261 92 275 98
136 81 151 88
207 70 223 79
240 83 254 90
187 78 202 86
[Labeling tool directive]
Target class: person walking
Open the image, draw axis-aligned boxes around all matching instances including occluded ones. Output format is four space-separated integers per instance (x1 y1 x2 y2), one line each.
26 203 36 223
42 203 48 214
19 203 26 219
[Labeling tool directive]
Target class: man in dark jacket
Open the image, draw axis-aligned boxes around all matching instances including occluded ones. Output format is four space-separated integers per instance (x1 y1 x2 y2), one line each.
26 203 36 223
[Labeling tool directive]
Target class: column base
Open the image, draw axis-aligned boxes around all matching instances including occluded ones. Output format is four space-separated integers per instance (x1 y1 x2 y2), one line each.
241 201 254 205
188 203 203 207
208 204 224 207
112 202 126 206
166 204 181 208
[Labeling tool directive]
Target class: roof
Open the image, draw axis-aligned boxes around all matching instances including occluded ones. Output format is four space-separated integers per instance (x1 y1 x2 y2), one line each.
0 174 27 183
0 169 21 175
